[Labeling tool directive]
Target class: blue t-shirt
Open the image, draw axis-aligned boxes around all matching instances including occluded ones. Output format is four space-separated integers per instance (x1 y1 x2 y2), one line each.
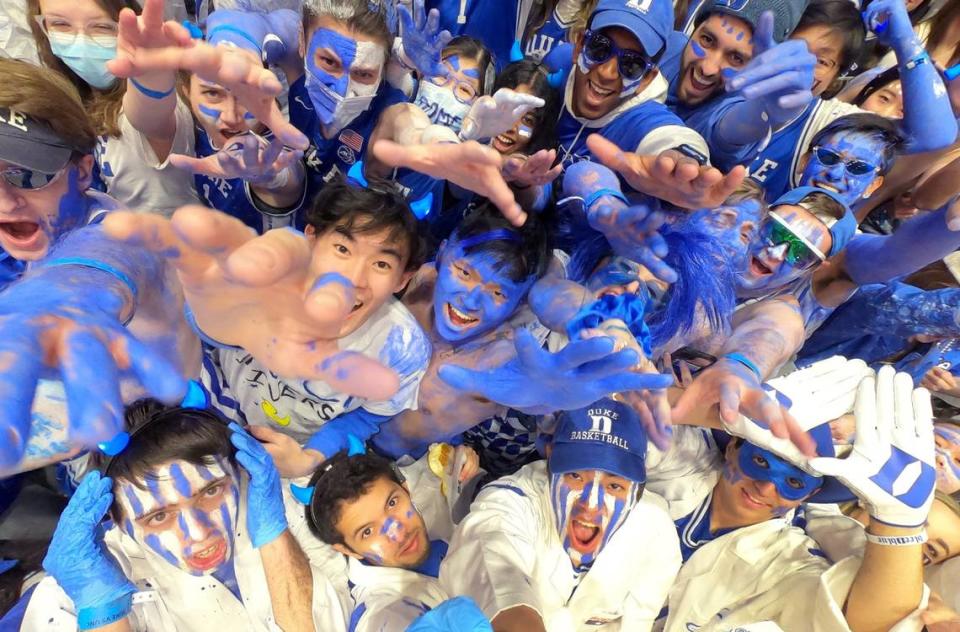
674 490 735 562
192 124 264 231
522 5 574 61
428 0 521 71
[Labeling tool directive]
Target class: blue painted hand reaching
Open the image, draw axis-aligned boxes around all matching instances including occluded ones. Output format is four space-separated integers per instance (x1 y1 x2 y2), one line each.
726 12 815 116
864 0 920 51
438 328 673 414
398 0 453 79
43 471 136 619
407 597 493 632
229 423 288 548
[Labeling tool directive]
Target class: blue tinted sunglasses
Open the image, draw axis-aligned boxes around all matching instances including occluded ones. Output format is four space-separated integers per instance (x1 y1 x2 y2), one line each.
581 30 655 82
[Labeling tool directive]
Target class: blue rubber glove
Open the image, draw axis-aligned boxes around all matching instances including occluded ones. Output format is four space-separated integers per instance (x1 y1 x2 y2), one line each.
438 328 674 415
406 597 493 632
398 0 453 79
229 423 288 548
42 472 136 614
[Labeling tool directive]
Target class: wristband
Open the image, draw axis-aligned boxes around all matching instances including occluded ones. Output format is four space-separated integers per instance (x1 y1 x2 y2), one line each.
674 143 709 166
129 77 176 100
864 530 927 546
77 593 133 630
183 303 241 350
42 258 138 325
585 187 629 210
904 52 930 72
723 352 762 380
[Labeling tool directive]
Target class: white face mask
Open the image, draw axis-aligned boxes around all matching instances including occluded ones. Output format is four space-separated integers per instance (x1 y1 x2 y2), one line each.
414 81 472 134
305 72 376 134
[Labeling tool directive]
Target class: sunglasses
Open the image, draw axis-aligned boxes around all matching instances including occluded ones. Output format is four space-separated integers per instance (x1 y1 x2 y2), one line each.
0 164 67 191
813 146 878 176
757 212 826 270
582 30 654 82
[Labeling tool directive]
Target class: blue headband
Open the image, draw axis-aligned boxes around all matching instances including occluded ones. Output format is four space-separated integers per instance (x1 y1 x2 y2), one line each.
457 229 523 249
289 434 367 506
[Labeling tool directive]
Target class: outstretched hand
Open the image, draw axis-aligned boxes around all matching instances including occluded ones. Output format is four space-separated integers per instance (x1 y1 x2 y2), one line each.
502 149 562 188
438 328 673 414
587 134 745 210
588 196 676 285
372 138 526 226
398 0 453 78
169 131 303 187
102 207 400 400
459 89 545 142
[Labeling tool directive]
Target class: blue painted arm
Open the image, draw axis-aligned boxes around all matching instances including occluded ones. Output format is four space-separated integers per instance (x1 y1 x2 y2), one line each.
844 202 960 285
831 282 960 339
304 408 392 457
865 0 958 153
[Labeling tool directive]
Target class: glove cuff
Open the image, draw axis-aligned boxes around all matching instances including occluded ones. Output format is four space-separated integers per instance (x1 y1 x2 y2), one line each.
77 592 133 630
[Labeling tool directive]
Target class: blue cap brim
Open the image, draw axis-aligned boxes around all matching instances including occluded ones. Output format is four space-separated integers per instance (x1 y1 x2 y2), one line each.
549 441 647 483
590 10 666 59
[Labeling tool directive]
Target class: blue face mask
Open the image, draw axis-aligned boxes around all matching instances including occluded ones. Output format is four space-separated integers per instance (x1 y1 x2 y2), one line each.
48 33 117 90
737 442 822 501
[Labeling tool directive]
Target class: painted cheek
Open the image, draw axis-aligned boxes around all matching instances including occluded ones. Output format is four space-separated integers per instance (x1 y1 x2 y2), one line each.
380 516 404 542
197 103 221 125
690 41 706 58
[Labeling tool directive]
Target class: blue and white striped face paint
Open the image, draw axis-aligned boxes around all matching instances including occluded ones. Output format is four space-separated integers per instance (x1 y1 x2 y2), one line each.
116 458 240 576
304 27 385 129
549 470 640 569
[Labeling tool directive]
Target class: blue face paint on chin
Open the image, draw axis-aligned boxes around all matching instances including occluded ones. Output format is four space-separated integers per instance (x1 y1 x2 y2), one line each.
433 243 533 344
799 132 885 207
737 442 822 501
48 168 90 244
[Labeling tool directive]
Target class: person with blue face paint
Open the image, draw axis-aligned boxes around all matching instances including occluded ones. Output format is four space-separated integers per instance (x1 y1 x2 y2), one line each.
441 396 681 631
298 447 489 632
650 360 937 631
20 399 350 631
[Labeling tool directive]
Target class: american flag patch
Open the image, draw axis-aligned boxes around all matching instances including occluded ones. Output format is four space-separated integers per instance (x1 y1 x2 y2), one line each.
339 129 364 153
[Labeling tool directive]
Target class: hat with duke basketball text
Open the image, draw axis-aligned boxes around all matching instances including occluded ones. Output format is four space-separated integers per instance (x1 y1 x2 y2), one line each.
549 397 649 483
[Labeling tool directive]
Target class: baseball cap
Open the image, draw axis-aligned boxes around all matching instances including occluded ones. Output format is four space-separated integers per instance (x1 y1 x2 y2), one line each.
697 0 810 44
771 185 856 257
0 107 79 174
589 0 674 59
549 397 649 483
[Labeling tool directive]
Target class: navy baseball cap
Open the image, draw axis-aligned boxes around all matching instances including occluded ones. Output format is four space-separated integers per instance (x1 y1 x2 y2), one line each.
549 397 649 483
589 0 674 59
0 107 80 173
771 185 857 258
697 0 810 43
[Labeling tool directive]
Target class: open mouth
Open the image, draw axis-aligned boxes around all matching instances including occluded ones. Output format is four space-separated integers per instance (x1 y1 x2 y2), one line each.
445 303 479 328
493 133 517 152
350 299 364 314
186 539 227 572
688 67 718 95
811 180 840 194
570 518 602 551
586 79 616 103
0 220 42 248
749 256 772 276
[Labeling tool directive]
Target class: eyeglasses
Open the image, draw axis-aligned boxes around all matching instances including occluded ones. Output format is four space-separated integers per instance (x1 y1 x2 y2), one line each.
757 212 826 270
582 30 655 82
0 164 68 191
34 15 119 48
812 146 878 177
428 64 480 104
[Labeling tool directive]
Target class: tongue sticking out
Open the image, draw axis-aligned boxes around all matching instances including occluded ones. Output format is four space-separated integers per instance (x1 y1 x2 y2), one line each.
571 520 600 547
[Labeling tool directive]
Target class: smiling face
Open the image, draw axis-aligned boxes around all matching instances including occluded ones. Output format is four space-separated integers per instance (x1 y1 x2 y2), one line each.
432 240 533 343
307 220 414 338
571 26 656 120
492 82 538 156
115 458 240 576
934 423 960 494
414 54 482 132
679 14 753 106
0 155 93 261
188 74 259 149
332 476 430 569
798 132 885 206
550 469 640 568
862 80 903 119
737 203 831 294
790 25 844 96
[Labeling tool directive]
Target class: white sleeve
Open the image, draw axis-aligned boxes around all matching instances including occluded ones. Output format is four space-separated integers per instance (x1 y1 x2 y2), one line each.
439 484 545 621
20 577 80 631
352 595 431 632
119 98 196 169
636 125 711 161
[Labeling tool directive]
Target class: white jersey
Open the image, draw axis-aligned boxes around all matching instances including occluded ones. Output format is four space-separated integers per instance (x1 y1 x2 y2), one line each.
95 98 200 217
22 478 349 632
440 460 681 631
204 297 431 443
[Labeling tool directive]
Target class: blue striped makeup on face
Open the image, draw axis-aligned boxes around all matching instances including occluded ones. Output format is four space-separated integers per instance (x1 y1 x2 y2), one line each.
116 458 240 576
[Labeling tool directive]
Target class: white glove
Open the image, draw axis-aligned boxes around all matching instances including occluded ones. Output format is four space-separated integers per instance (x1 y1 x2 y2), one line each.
458 88 545 142
807 365 936 528
722 357 872 470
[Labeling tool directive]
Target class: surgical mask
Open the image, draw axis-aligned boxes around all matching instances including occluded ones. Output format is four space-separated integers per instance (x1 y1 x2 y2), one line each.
304 28 383 132
737 442 822 501
414 81 472 134
305 72 376 132
48 32 117 90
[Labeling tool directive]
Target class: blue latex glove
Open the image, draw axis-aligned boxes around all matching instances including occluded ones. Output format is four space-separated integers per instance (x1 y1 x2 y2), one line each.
263 9 303 65
398 0 453 79
406 597 493 632
42 472 136 612
438 328 674 415
229 423 288 548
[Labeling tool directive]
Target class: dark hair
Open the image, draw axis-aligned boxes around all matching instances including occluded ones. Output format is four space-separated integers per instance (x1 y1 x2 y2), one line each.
852 66 901 108
87 399 236 521
927 0 960 67
492 60 561 154
446 202 552 283
794 0 865 76
302 0 393 53
443 36 497 96
304 176 428 272
807 112 905 175
304 452 403 546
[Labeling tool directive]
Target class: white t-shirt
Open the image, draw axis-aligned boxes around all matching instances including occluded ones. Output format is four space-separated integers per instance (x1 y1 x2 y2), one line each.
95 98 199 217
204 297 431 443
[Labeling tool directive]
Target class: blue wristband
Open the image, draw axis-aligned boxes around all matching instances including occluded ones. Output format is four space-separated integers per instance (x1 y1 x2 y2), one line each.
42 257 138 325
129 77 175 100
723 352 762 380
585 187 628 210
77 593 133 630
183 303 240 350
